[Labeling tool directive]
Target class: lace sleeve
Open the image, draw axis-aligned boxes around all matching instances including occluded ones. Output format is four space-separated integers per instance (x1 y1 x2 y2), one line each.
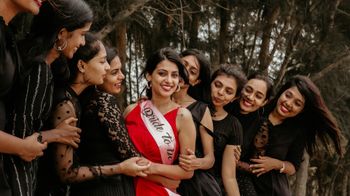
51 100 104 183
97 92 140 158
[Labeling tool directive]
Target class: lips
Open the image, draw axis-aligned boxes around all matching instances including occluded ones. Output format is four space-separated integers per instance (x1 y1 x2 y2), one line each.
280 104 290 114
161 84 174 92
34 0 43 7
242 98 253 107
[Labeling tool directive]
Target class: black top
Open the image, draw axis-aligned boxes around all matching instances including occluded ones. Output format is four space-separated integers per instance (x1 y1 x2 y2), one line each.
212 114 243 180
4 60 53 196
186 101 212 158
0 16 20 129
228 101 261 162
249 115 307 196
78 88 139 165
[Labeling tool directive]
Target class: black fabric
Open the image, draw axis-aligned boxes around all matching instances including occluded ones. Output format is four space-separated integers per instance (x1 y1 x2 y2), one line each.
211 114 243 194
177 101 221 196
249 115 307 196
36 86 81 196
228 101 261 196
4 60 53 196
71 89 138 195
0 16 21 196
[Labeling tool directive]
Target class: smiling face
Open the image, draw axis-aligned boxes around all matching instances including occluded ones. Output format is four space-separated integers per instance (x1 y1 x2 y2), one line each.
182 55 200 87
99 56 125 95
147 60 180 98
10 0 45 15
61 22 92 59
211 74 237 108
240 78 268 114
275 86 305 119
81 41 110 85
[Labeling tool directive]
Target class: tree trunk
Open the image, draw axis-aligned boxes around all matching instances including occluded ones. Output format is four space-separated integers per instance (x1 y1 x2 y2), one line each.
218 0 229 63
293 151 310 196
258 3 280 74
115 22 128 109
188 0 202 48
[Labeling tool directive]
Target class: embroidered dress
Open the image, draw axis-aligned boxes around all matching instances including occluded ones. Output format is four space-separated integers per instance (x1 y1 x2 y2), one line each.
125 102 180 196
177 101 221 196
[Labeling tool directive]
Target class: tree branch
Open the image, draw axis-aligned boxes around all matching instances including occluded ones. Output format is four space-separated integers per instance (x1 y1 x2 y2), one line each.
311 51 350 81
95 0 152 39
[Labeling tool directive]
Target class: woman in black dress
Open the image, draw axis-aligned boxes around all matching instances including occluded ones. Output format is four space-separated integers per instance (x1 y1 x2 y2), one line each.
210 64 246 196
4 1 93 195
174 49 221 196
225 73 274 196
68 46 150 196
0 1 48 194
247 75 343 196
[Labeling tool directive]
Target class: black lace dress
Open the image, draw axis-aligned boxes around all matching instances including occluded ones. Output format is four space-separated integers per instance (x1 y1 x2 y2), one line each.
0 16 20 196
211 114 243 195
70 88 140 196
177 101 221 196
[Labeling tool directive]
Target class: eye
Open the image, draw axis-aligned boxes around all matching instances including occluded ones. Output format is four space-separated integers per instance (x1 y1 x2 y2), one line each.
295 100 304 108
111 69 119 75
158 71 167 76
171 72 179 78
244 86 253 93
214 81 222 88
256 93 264 100
285 91 292 98
226 89 234 95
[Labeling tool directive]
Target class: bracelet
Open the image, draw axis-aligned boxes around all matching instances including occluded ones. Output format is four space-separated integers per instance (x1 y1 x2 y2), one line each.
279 161 286 173
37 131 43 143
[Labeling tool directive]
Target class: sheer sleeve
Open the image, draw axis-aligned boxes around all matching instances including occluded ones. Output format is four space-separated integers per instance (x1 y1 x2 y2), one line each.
96 91 140 158
52 100 104 183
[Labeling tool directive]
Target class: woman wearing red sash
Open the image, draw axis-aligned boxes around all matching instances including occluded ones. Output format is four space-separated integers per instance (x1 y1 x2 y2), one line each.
124 48 196 196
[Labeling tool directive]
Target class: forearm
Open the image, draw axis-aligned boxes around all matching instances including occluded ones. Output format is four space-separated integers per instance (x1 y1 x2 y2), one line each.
0 131 26 155
197 154 215 170
152 163 193 180
41 129 60 143
223 177 240 196
277 160 296 175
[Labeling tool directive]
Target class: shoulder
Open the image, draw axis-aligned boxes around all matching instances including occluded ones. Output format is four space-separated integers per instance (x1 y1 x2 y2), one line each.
123 103 138 118
176 107 193 121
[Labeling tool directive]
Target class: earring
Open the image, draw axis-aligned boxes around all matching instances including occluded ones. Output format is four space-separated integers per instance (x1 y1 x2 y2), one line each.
176 85 181 92
54 39 67 51
147 82 152 89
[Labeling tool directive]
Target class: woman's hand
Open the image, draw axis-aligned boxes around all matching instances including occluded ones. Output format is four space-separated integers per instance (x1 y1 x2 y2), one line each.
250 156 281 177
19 133 47 162
233 145 241 163
179 148 199 171
42 117 81 148
119 157 151 177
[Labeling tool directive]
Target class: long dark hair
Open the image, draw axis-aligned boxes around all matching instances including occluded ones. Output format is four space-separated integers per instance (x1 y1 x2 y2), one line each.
181 49 211 104
269 75 343 156
19 0 93 75
141 47 188 99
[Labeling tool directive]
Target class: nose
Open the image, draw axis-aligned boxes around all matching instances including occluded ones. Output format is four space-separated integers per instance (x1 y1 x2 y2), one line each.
81 36 86 46
218 88 224 95
105 63 110 71
119 71 125 80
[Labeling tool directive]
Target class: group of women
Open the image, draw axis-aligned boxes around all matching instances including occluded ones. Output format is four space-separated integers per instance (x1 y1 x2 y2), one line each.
0 0 344 196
